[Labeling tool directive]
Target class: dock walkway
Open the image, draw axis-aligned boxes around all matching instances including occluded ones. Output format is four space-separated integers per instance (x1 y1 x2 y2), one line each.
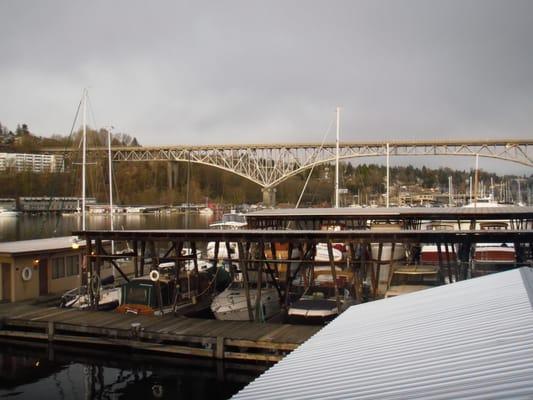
0 303 320 362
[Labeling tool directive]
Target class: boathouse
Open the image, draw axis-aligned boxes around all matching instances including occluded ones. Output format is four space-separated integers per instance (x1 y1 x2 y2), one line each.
0 237 87 302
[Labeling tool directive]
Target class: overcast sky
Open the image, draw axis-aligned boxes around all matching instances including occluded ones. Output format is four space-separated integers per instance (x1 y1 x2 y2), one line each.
1 0 532 173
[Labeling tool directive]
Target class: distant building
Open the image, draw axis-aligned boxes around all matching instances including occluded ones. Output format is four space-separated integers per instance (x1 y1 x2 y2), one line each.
18 197 96 212
0 152 65 173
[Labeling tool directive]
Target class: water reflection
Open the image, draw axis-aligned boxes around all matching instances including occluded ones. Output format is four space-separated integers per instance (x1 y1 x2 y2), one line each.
0 343 264 400
0 213 215 242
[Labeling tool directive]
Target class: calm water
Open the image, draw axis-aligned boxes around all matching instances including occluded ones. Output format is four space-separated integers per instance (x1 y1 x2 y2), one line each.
0 343 265 399
0 213 215 242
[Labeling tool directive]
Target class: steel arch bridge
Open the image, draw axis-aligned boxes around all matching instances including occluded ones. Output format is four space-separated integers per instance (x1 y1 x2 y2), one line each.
45 139 533 202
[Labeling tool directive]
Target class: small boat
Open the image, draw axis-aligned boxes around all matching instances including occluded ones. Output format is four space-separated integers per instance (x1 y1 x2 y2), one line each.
314 243 343 262
199 207 214 215
0 207 20 217
206 241 239 260
211 280 280 321
288 290 353 325
420 244 457 264
209 211 247 229
60 275 121 310
384 265 442 298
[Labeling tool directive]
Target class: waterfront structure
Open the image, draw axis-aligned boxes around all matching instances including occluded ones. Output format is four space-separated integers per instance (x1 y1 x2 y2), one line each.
233 267 533 399
0 237 85 302
74 228 533 316
246 206 533 230
0 152 64 173
18 197 96 212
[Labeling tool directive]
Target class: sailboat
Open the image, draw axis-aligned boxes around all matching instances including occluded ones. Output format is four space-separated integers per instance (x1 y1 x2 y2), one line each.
62 90 122 310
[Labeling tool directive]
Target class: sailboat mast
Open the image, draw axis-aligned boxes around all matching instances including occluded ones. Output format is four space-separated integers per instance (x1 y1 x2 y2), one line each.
107 128 114 232
335 107 340 208
81 89 87 231
386 143 390 208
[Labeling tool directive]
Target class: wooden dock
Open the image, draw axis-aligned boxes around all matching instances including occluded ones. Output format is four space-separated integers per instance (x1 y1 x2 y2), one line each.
0 303 320 362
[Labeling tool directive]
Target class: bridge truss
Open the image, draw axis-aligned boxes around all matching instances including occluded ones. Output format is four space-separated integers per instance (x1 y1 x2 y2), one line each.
51 139 533 189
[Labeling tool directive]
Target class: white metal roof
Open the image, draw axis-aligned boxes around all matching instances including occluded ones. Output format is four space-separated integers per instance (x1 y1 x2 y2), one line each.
234 268 533 400
0 236 86 255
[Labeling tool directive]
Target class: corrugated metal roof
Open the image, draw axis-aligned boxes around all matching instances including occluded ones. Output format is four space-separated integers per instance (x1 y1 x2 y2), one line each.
0 236 86 255
234 268 533 400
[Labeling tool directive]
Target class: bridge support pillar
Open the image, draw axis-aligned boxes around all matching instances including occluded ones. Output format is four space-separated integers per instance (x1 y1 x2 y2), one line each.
262 187 277 207
167 162 179 189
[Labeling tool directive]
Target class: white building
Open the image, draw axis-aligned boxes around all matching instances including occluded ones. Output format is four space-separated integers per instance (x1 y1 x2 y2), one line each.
0 152 65 173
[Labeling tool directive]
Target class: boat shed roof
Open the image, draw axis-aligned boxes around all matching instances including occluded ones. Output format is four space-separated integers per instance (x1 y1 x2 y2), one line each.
247 205 533 219
233 267 533 400
0 236 86 256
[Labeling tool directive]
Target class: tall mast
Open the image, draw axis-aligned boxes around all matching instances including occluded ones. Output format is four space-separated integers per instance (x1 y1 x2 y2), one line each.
81 89 87 231
386 143 390 208
335 107 340 208
473 154 479 208
107 127 114 232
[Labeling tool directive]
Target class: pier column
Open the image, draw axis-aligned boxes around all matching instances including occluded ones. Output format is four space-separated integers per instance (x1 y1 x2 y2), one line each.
167 161 179 189
262 187 277 207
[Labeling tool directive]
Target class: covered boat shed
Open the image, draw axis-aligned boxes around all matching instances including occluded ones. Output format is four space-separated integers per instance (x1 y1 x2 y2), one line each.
246 206 533 230
233 267 533 399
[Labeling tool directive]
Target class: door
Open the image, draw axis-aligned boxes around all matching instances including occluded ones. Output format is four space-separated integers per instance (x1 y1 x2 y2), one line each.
39 259 48 296
1 263 11 301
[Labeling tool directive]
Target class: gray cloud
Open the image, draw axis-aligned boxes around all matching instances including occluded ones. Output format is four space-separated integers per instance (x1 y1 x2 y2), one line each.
1 0 532 173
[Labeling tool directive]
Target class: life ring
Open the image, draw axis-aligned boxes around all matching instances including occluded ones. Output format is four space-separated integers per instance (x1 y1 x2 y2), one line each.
90 275 101 295
149 270 160 282
21 267 32 281
152 384 164 398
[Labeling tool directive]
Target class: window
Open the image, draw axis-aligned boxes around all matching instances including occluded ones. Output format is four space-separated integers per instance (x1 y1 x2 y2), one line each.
66 255 79 276
51 257 65 279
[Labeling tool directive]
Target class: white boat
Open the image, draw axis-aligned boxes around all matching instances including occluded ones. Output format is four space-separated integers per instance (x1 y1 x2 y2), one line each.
206 241 239 260
314 243 343 262
209 211 247 229
211 281 280 321
0 208 20 217
199 207 214 215
60 281 121 310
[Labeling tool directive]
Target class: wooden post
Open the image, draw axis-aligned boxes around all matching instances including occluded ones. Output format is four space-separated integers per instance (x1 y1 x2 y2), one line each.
444 243 453 282
140 240 146 277
255 243 264 322
348 242 362 304
386 242 396 292
327 240 341 314
284 242 293 310
133 240 139 279
374 243 383 298
216 336 225 360
47 320 55 342
237 241 254 322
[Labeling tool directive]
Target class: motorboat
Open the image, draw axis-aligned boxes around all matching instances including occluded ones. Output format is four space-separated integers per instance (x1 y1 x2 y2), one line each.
209 211 247 229
211 280 280 321
288 289 353 325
